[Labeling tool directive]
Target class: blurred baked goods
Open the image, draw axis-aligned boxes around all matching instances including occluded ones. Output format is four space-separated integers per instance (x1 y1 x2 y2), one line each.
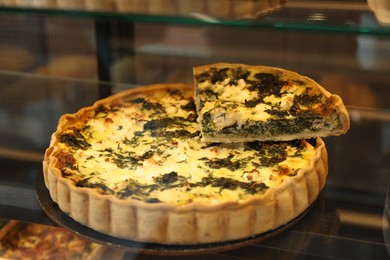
0 0 287 18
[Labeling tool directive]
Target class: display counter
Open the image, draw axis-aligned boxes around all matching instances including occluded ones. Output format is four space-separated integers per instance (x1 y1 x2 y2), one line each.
0 1 389 259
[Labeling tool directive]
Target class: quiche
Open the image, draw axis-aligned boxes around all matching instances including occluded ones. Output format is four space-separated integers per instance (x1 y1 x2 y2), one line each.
194 63 350 143
0 220 102 259
43 83 328 245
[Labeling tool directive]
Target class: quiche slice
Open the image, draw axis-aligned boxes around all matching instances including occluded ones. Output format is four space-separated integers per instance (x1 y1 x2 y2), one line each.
193 63 350 143
43 83 328 245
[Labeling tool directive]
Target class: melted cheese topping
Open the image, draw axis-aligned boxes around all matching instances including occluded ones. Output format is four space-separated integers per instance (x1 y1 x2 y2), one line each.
55 88 318 205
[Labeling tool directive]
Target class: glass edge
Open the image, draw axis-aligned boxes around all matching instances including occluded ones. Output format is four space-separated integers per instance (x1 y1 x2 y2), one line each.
0 6 390 36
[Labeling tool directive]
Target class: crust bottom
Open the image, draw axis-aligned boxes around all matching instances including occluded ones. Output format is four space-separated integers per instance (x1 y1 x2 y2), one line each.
43 138 328 245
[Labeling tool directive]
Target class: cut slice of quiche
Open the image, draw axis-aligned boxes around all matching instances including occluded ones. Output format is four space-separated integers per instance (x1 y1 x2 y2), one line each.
193 63 350 143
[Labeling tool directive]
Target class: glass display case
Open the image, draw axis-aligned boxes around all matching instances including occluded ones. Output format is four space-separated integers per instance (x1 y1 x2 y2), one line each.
0 0 389 259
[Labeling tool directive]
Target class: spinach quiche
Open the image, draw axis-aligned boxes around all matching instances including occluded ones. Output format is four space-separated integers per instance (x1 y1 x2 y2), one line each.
43 83 328 245
194 63 350 143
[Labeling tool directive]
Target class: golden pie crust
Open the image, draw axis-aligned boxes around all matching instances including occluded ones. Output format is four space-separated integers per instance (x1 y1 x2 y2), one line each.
43 83 328 245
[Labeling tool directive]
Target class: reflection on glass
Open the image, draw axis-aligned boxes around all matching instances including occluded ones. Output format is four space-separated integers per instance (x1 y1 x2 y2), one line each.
384 187 390 257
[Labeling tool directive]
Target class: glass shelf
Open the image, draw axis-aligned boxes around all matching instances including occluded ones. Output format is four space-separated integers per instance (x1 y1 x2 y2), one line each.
0 0 389 36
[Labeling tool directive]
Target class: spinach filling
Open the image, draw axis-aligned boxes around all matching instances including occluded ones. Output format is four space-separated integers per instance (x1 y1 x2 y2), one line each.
202 110 322 136
192 176 268 195
181 99 196 112
247 72 286 98
116 180 159 201
93 105 118 118
195 66 252 85
198 88 218 111
73 169 271 202
246 141 289 167
106 149 154 170
150 130 201 140
76 179 114 194
195 67 229 84
143 117 188 131
199 111 215 133
219 117 320 136
61 86 316 204
128 97 165 114
197 67 326 136
59 130 91 150
199 154 242 171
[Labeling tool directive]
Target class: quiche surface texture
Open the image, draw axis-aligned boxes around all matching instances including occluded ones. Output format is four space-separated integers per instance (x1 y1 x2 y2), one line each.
194 63 350 143
43 83 328 245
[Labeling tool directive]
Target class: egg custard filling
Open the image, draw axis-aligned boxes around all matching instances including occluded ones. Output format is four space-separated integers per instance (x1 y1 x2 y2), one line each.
54 86 317 205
